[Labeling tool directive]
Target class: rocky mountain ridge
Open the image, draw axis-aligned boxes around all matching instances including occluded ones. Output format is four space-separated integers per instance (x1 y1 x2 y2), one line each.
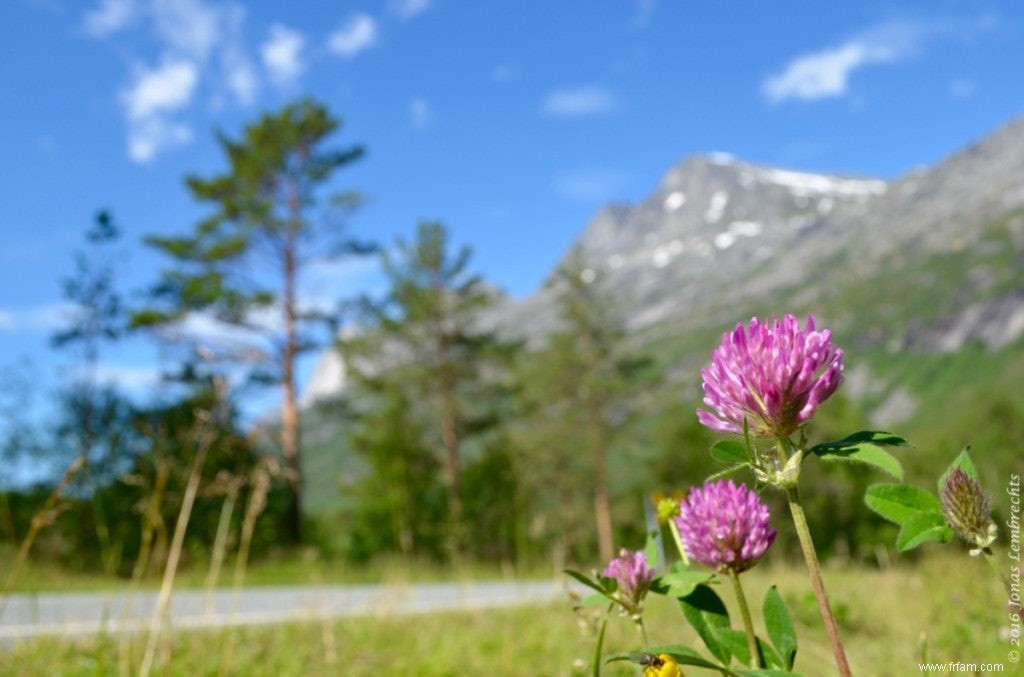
302 116 1024 407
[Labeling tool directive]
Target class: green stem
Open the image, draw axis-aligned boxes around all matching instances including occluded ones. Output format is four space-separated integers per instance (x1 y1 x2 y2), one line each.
786 485 852 677
634 615 649 646
982 548 1013 598
728 569 762 668
592 606 612 677
668 518 690 566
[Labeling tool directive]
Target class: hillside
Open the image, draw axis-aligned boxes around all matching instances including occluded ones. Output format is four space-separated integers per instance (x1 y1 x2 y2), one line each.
300 116 1024 514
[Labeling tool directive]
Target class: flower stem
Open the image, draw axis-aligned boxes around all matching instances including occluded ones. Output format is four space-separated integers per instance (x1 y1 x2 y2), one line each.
786 486 852 677
668 518 690 566
593 606 612 677
634 616 650 646
982 548 1013 598
728 569 762 668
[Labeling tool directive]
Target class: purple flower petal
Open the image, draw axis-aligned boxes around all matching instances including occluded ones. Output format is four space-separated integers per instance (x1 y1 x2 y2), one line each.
602 548 655 613
674 479 776 573
697 314 843 438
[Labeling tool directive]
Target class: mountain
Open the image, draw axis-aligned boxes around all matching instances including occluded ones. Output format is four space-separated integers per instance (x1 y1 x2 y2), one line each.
500 117 1024 349
498 154 887 337
298 116 1024 513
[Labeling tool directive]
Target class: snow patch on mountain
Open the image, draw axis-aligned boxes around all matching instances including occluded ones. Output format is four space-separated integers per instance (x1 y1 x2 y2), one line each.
754 167 886 198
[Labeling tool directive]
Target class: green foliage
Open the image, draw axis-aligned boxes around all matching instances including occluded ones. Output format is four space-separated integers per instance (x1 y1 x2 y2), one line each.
678 583 733 664
512 255 654 562
762 586 797 670
344 386 445 563
863 448 997 553
344 221 517 561
809 430 910 480
133 97 370 545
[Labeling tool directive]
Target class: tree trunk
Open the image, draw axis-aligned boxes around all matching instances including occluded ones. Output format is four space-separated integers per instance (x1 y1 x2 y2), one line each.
435 298 464 560
439 366 465 559
580 326 614 562
281 195 302 544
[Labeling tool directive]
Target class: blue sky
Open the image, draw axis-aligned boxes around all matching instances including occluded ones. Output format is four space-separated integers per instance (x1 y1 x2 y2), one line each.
1 0 1023 439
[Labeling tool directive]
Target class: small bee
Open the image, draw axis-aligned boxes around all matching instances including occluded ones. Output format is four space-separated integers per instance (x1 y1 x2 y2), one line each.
629 652 683 677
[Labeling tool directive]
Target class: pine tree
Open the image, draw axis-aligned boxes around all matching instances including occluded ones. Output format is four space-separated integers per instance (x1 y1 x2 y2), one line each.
346 221 515 559
133 98 370 543
51 211 135 571
515 254 650 562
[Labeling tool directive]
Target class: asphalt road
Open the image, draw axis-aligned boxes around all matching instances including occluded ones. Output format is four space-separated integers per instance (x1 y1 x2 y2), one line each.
0 580 570 641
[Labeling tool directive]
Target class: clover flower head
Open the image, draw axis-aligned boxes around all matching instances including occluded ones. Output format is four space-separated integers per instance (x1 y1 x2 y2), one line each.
674 479 776 574
941 468 997 554
602 548 654 614
697 314 844 439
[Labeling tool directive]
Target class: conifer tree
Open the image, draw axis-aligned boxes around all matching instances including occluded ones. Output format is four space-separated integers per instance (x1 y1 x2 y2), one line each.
51 211 135 571
134 99 369 543
516 254 650 562
346 221 514 559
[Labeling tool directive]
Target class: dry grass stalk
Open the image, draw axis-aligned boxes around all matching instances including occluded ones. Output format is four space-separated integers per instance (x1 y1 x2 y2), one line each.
218 457 276 676
204 471 243 616
117 454 169 677
0 454 86 621
138 375 228 677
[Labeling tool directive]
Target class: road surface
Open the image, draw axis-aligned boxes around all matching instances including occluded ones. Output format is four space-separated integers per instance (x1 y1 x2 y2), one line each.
0 579 572 642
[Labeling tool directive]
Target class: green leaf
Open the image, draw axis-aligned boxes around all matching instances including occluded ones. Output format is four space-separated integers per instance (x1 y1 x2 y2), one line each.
763 586 797 670
758 638 784 670
707 464 748 482
564 569 608 596
937 447 979 494
864 484 942 526
810 437 904 479
812 430 911 449
577 592 613 608
896 512 954 551
679 584 732 665
644 525 661 571
651 567 716 599
713 627 753 665
593 611 610 677
711 440 751 464
809 430 910 482
603 652 631 663
734 670 803 677
645 645 725 670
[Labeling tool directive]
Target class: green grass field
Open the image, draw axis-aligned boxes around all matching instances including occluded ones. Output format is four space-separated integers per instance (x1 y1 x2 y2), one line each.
1 550 1015 676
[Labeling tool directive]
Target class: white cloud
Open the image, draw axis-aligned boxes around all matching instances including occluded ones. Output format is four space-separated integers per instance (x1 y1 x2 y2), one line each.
261 24 305 87
121 57 197 120
761 17 970 104
0 303 79 332
151 0 221 61
410 98 431 130
217 4 256 106
553 167 629 203
762 43 890 104
119 57 198 162
542 85 617 117
126 117 193 163
83 0 138 38
88 364 162 390
222 46 257 106
86 0 259 161
328 13 378 59
389 0 430 20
